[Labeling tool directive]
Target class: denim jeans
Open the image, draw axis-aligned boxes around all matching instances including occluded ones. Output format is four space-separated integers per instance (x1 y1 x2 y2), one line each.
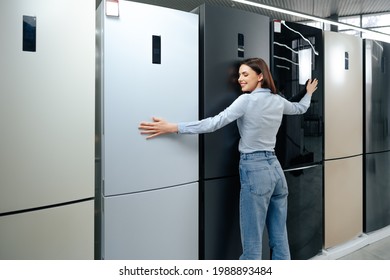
239 151 290 260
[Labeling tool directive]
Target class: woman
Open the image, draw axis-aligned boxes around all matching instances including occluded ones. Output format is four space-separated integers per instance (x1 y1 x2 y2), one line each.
139 58 318 260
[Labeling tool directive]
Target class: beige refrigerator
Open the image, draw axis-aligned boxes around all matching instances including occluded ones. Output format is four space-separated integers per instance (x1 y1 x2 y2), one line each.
323 31 363 249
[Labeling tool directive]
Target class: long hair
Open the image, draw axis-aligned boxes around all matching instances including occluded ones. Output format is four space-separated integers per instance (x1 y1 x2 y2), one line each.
240 58 277 94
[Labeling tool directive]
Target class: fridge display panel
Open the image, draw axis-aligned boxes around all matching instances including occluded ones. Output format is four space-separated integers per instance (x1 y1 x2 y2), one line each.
23 15 36 52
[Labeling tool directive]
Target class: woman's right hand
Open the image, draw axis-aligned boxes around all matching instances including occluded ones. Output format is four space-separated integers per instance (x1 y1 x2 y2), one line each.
139 117 178 139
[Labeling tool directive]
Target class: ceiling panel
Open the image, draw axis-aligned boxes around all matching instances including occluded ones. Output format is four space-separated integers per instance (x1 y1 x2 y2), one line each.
118 0 390 22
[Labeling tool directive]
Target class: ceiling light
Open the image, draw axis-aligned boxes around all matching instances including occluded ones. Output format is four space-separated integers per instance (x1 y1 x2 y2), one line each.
232 0 390 43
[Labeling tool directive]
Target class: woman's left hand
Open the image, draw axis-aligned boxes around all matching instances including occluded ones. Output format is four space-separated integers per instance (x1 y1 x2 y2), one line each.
306 78 318 95
139 117 178 139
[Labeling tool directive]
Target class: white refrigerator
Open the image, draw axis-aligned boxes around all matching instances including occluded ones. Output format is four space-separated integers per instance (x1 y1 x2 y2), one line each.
0 0 95 259
96 0 199 259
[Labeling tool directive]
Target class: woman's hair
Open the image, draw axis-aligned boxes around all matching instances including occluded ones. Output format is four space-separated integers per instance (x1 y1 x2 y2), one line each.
241 58 277 94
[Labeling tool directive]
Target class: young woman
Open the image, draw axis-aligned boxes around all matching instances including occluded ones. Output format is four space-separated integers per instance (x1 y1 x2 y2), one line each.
139 57 318 260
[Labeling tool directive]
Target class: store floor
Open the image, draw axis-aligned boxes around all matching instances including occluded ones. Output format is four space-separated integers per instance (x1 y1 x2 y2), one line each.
337 235 390 260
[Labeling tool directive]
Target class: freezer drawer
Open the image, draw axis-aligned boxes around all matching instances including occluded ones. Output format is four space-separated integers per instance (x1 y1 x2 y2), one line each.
0 200 94 260
102 183 198 260
285 165 323 259
202 177 270 260
202 177 241 259
324 156 362 248
365 152 390 232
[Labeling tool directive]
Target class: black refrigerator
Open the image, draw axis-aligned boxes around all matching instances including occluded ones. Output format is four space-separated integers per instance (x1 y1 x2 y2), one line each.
193 4 270 260
364 39 390 233
271 20 324 259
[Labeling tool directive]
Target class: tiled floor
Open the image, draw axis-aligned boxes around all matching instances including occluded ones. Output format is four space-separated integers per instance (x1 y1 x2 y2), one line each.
338 235 390 260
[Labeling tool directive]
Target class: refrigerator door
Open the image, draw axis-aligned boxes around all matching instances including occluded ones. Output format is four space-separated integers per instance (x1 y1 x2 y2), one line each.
101 1 199 196
364 39 390 232
198 4 270 179
203 177 271 260
324 156 362 248
272 21 324 170
285 164 323 259
103 183 198 260
0 0 94 213
364 39 390 153
324 32 363 160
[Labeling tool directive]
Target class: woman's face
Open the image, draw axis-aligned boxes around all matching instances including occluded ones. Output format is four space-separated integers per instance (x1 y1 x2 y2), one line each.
238 64 262 92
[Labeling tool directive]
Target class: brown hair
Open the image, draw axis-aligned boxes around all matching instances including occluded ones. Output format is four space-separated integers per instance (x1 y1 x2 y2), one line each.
240 58 277 94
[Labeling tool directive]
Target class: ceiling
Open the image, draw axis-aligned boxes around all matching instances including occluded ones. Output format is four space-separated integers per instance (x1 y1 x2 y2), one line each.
98 0 390 23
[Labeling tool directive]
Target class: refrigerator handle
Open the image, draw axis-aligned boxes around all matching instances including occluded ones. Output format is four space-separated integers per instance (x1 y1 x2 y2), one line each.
283 164 321 172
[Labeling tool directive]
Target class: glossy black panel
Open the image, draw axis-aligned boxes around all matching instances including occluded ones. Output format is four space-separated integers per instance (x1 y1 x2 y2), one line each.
285 165 323 259
198 4 270 179
23 15 36 52
364 152 390 232
202 177 241 260
364 39 390 153
202 177 271 260
271 21 324 169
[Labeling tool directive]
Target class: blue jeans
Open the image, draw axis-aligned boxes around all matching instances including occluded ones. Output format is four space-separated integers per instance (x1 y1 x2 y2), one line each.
239 151 290 260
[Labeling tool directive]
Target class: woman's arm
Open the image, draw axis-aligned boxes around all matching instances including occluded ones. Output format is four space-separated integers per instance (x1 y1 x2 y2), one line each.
282 79 319 115
139 117 178 139
139 94 249 139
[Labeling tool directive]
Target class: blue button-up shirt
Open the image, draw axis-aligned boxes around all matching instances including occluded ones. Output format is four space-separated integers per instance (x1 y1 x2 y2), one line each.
178 88 311 153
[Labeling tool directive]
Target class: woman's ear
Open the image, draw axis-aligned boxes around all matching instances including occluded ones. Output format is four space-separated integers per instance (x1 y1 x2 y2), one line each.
258 73 264 82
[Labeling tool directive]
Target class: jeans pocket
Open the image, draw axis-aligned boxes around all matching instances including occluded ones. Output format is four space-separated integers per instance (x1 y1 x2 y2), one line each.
245 167 273 196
